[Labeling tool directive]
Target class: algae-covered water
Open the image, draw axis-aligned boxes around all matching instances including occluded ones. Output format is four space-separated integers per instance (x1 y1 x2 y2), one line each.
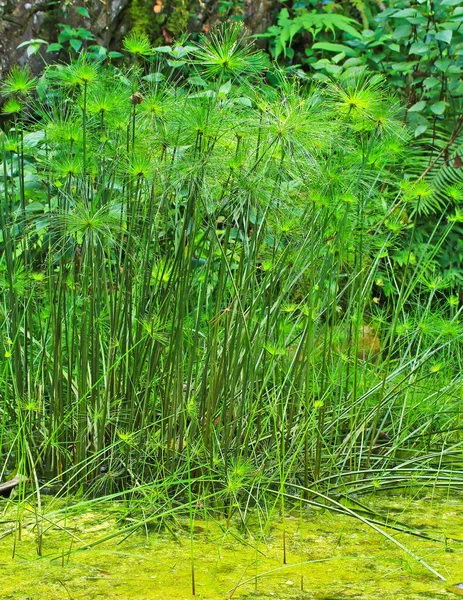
2 491 463 599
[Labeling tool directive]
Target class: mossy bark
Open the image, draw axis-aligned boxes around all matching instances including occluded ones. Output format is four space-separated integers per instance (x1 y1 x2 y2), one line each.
0 0 277 76
129 0 277 44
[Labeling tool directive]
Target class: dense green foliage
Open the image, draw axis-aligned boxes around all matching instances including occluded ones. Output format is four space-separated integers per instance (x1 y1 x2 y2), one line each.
261 0 463 133
0 25 463 579
259 0 463 289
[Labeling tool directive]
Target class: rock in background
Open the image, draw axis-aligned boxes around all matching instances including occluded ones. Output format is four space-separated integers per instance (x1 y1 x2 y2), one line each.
0 0 277 76
0 1 129 75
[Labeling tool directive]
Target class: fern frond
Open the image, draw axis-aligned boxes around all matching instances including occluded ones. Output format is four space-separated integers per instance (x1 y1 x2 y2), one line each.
404 125 463 210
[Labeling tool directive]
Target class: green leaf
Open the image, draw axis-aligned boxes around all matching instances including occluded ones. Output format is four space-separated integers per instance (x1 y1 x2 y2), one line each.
187 75 207 86
171 45 196 58
23 131 45 148
431 101 447 115
414 124 427 137
69 38 82 53
362 29 375 39
218 80 232 97
435 30 453 44
435 58 450 71
311 59 331 70
442 0 462 5
235 97 253 107
25 202 45 213
153 45 173 53
167 59 185 68
108 51 124 59
392 8 417 17
325 63 343 75
407 16 428 25
88 44 106 57
17 38 47 49
312 72 331 83
393 25 412 39
327 17 362 39
409 42 429 55
312 42 357 56
297 12 362 40
27 44 40 57
77 28 95 40
36 76 48 100
423 77 440 89
76 6 90 18
278 8 290 26
47 43 63 52
408 101 426 112
391 61 418 73
344 57 363 67
451 81 463 95
143 72 165 82
332 52 346 64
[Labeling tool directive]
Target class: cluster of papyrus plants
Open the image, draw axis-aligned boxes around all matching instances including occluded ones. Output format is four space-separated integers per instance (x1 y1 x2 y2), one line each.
0 28 462 519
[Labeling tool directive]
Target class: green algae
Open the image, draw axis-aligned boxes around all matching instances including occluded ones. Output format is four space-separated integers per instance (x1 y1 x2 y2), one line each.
2 492 463 599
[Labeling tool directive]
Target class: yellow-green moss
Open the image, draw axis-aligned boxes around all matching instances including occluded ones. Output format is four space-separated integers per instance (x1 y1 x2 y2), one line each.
1 492 463 598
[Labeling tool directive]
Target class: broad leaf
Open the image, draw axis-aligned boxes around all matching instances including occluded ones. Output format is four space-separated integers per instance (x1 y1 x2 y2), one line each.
435 29 453 43
69 39 83 53
408 101 427 112
392 8 417 17
76 6 90 18
47 43 63 52
312 42 357 56
431 101 447 115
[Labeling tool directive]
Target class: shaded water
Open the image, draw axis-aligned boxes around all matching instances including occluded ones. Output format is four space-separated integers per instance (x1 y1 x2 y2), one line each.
2 491 463 599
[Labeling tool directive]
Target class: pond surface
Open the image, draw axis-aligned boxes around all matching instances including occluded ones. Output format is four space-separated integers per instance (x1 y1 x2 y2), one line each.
1 491 463 599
